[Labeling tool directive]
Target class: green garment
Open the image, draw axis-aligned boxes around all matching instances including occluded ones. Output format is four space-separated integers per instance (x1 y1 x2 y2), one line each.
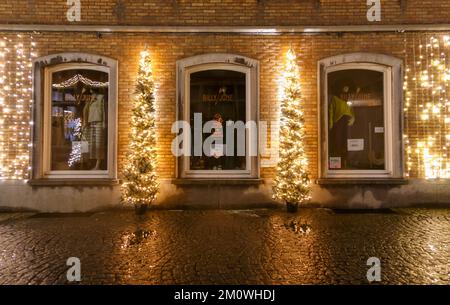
328 95 355 130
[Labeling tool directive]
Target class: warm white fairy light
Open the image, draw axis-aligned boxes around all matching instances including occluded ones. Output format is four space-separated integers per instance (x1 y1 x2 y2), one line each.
67 118 82 167
273 49 311 205
405 34 450 179
0 34 36 181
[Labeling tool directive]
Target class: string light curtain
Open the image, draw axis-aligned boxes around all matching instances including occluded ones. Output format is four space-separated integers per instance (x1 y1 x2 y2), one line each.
0 34 36 181
404 33 450 179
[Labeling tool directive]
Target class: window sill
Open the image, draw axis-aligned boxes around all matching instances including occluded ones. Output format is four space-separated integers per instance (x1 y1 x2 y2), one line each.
172 178 263 185
28 179 120 187
316 178 409 185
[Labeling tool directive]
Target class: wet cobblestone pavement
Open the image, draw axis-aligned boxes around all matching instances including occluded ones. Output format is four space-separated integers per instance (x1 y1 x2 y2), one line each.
0 208 449 285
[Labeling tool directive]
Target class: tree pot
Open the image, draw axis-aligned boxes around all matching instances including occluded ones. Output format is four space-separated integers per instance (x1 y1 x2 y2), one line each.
286 202 299 213
134 203 148 215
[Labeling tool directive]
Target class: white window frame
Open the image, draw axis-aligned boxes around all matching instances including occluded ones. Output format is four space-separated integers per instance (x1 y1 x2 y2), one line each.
42 63 113 179
176 54 260 179
32 53 118 182
318 53 404 179
325 64 392 178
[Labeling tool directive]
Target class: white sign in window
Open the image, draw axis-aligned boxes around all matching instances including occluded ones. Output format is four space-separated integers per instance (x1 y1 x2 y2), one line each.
319 53 404 179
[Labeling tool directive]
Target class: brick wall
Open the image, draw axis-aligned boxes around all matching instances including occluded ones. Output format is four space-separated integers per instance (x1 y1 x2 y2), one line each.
0 1 449 26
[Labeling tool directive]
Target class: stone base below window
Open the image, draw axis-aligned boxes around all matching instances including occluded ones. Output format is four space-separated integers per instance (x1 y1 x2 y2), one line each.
28 179 120 187
316 178 408 185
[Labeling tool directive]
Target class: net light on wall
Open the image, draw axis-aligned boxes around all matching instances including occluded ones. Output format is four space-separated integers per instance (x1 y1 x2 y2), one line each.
404 34 450 179
0 34 36 181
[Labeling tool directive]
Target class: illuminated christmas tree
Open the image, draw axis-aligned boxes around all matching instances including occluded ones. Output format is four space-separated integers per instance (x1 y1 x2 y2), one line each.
273 49 311 212
122 50 159 213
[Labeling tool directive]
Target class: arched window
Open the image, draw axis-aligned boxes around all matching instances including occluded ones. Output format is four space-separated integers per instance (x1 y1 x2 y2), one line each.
32 53 118 182
176 54 259 179
318 53 403 179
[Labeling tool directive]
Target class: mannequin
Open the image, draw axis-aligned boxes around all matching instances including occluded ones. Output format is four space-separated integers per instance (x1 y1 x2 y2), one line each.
83 89 106 170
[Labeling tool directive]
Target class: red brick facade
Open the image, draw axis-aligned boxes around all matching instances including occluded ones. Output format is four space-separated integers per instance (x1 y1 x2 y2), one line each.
0 1 448 26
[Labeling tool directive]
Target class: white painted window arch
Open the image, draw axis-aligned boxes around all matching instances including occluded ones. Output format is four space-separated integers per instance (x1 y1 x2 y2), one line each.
32 53 118 182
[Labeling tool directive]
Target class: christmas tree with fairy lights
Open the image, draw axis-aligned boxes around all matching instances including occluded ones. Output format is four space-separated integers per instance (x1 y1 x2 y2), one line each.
122 49 159 214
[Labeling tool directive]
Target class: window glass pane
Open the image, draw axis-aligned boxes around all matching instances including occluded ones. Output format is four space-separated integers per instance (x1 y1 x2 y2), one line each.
189 69 246 170
327 69 385 170
50 69 109 171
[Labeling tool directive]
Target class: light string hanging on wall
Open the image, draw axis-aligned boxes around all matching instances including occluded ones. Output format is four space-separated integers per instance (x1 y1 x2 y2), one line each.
0 34 36 181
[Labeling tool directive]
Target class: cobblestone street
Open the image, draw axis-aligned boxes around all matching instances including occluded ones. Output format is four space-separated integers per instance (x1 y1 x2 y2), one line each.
0 208 449 285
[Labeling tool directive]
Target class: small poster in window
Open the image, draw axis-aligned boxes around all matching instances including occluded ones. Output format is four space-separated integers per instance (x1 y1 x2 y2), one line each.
329 157 341 169
347 139 364 151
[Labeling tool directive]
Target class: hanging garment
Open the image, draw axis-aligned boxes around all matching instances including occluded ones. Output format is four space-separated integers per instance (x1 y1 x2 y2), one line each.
328 95 355 130
82 94 106 160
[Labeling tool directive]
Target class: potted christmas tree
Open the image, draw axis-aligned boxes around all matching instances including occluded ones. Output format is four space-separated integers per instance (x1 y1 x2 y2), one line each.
273 49 311 213
122 49 159 214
